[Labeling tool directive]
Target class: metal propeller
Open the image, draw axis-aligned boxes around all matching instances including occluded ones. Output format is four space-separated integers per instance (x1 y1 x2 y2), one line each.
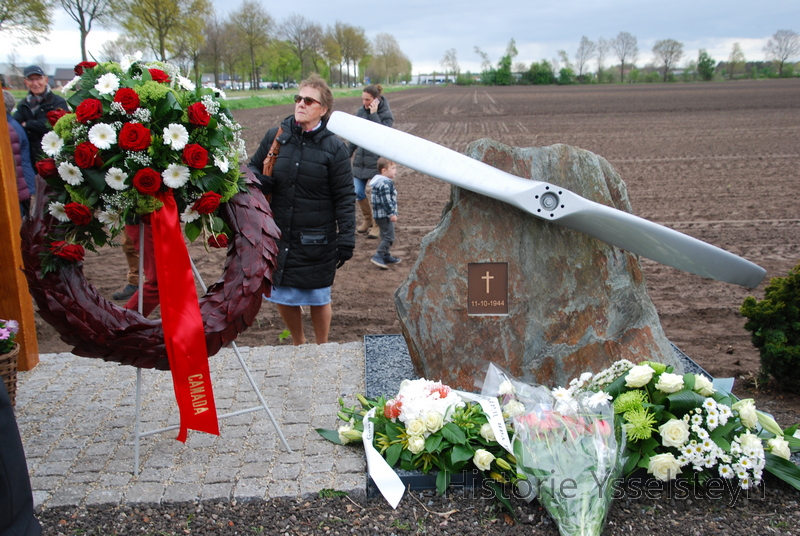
328 111 766 288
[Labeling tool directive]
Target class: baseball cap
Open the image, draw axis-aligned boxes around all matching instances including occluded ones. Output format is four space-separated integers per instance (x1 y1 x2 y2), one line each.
24 65 45 78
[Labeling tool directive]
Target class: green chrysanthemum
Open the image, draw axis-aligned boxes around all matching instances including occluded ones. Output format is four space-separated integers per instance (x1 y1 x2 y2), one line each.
53 113 78 141
135 195 164 215
65 184 92 206
134 81 172 105
614 389 648 414
642 361 667 374
623 407 657 441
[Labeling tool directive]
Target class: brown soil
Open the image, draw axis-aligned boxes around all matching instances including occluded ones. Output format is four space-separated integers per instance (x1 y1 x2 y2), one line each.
32 80 800 426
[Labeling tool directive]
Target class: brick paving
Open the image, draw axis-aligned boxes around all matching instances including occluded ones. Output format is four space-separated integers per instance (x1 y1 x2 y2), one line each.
15 343 367 508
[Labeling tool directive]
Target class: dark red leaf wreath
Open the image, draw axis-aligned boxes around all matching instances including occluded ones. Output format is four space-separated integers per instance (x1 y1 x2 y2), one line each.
20 169 280 370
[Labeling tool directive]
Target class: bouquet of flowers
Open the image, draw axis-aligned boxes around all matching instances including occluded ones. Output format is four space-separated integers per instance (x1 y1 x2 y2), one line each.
0 319 19 354
569 359 800 491
36 52 247 272
317 378 519 504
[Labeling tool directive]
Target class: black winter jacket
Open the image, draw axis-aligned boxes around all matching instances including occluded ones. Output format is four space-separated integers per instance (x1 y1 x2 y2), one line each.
348 97 394 179
12 88 69 166
248 115 355 289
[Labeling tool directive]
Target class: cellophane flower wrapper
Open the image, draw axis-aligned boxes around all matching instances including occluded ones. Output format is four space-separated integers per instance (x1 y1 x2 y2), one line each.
511 387 626 536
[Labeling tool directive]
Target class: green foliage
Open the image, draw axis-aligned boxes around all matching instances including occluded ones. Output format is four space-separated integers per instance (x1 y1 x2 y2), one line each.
557 67 575 85
697 49 716 81
523 61 555 85
740 262 800 392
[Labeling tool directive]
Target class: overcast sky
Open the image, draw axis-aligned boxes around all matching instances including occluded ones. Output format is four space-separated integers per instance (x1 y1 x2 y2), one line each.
2 0 796 75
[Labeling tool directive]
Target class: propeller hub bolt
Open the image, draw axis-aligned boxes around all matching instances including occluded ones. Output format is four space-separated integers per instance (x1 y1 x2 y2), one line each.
540 192 559 211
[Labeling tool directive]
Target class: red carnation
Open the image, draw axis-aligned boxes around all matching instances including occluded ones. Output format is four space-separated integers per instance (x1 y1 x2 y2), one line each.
118 122 151 151
113 88 140 114
36 158 58 178
383 399 402 420
187 102 211 126
74 142 102 169
132 168 162 195
208 234 229 249
63 202 93 226
182 143 208 169
75 98 103 123
192 192 222 214
51 241 85 262
74 61 97 76
47 109 68 127
148 68 170 83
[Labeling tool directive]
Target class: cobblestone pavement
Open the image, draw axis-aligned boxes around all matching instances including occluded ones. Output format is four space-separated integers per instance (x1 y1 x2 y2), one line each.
15 343 367 508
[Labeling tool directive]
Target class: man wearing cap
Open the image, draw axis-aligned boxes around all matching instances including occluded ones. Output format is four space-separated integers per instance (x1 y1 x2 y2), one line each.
13 65 69 169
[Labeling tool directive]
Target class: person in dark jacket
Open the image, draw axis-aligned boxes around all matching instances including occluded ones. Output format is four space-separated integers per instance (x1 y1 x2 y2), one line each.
4 90 35 217
12 65 69 167
248 74 355 345
348 84 393 239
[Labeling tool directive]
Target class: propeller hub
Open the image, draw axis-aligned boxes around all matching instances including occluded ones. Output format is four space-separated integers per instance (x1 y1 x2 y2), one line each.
540 192 560 211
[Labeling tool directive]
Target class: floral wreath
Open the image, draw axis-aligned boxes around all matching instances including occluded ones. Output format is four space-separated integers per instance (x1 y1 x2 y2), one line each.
20 54 280 369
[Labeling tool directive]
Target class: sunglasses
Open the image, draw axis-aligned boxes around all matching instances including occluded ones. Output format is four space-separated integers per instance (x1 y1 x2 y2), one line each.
294 94 321 106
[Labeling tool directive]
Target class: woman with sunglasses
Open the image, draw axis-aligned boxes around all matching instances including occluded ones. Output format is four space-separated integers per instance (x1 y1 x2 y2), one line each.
248 74 355 345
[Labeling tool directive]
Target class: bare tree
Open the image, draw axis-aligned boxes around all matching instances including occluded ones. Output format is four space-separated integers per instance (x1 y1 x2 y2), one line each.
229 0 273 89
333 22 367 85
440 48 459 80
370 32 410 84
728 42 745 80
652 39 683 82
280 14 323 79
596 37 609 78
763 29 800 77
321 27 342 85
613 31 638 82
474 46 491 72
98 35 139 62
574 36 596 80
201 14 225 87
59 0 113 61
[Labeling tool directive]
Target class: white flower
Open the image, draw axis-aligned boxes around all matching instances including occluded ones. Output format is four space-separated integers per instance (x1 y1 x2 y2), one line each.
732 399 758 429
647 453 682 481
41 131 64 156
58 162 83 185
162 164 190 189
337 421 361 445
473 449 495 471
95 72 120 94
97 211 121 227
120 51 143 71
503 400 525 418
767 437 791 459
88 123 117 149
181 206 200 223
163 123 189 150
498 380 516 396
213 86 227 100
104 167 128 190
406 419 427 437
480 423 496 442
176 75 195 91
48 202 70 222
586 391 612 409
424 411 444 433
659 419 690 448
694 374 716 396
719 464 734 479
407 435 425 454
213 155 229 173
625 365 654 388
655 372 684 394
61 75 81 94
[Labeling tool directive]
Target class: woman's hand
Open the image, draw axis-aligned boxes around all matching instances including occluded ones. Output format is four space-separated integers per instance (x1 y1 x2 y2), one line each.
368 97 379 114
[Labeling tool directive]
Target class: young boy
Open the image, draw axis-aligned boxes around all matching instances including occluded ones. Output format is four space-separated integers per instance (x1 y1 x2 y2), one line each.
369 157 401 269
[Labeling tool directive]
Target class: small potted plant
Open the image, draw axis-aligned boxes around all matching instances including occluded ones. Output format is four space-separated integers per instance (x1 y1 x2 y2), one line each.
0 318 20 406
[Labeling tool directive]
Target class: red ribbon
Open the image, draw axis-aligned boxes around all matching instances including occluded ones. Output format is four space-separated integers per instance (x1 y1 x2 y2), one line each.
151 191 219 441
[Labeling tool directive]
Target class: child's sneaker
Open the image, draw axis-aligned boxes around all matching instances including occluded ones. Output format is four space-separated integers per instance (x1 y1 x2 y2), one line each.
370 254 388 269
384 256 402 265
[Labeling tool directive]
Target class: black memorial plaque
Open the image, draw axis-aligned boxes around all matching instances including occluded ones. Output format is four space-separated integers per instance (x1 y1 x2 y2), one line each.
467 263 509 316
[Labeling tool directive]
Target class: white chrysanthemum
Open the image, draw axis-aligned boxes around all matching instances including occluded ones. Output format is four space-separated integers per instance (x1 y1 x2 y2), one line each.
586 391 612 409
41 131 64 156
120 51 143 71
213 87 227 100
97 211 121 227
95 72 120 94
702 398 717 410
88 123 117 149
180 206 200 223
58 162 83 185
162 163 190 188
719 464 734 478
163 123 189 150
104 167 128 190
61 75 81 94
176 75 195 91
48 202 70 222
214 155 229 173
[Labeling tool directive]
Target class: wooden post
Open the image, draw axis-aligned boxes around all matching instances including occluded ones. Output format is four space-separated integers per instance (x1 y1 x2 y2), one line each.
0 92 40 370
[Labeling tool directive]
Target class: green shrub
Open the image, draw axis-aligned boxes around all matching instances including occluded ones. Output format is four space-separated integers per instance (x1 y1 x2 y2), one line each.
740 262 800 392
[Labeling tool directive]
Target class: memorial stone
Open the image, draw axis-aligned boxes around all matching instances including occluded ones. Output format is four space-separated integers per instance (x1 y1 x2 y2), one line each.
395 140 682 391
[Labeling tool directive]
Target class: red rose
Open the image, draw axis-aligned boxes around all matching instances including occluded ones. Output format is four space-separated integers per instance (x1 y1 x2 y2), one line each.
51 241 85 262
149 68 170 83
63 202 93 226
118 123 151 151
75 98 103 123
113 88 140 114
208 234 228 248
192 192 222 214
74 142 102 169
132 168 162 195
182 143 208 169
47 109 68 126
74 61 97 76
36 158 58 178
187 102 211 126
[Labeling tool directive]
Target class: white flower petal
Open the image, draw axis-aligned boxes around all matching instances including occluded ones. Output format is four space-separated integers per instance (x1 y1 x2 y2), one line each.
95 73 120 94
41 131 64 157
163 124 189 150
48 202 71 222
58 162 83 185
162 164 190 189
181 206 200 223
88 123 117 150
104 167 128 190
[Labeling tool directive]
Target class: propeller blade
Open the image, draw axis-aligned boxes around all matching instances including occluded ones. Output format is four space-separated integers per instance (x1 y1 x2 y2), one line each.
328 111 766 288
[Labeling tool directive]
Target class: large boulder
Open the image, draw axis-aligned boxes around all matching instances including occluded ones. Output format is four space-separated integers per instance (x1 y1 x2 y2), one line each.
395 140 682 390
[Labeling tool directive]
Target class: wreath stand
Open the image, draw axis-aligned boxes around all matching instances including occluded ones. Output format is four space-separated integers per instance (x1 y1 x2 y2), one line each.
130 225 291 476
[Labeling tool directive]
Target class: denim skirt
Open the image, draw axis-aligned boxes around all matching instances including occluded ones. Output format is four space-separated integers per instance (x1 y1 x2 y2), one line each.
265 285 331 306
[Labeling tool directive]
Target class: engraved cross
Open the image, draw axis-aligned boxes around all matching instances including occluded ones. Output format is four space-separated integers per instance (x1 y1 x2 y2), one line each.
482 271 494 294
